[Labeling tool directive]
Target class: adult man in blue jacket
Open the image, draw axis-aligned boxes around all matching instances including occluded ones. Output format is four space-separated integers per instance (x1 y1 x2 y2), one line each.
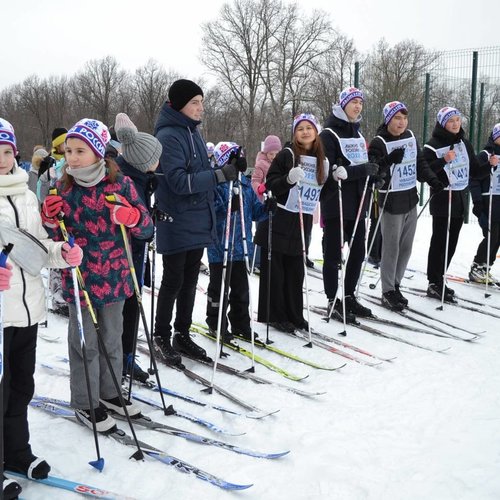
153 79 238 365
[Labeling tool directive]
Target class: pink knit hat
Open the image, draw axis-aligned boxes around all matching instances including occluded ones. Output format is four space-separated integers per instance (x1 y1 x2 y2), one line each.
262 135 282 153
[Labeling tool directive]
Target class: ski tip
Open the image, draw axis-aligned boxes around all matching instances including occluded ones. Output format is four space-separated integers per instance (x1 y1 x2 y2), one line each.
227 482 254 490
89 457 105 472
266 450 291 459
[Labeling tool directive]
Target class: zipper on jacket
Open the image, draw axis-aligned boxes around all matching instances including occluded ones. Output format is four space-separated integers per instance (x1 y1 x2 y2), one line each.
7 196 32 326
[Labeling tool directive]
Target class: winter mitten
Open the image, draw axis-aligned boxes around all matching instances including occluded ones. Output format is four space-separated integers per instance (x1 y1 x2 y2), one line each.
62 242 83 267
429 177 445 193
214 163 238 183
0 263 13 291
42 194 63 218
264 195 278 214
387 147 405 165
360 162 379 176
105 193 140 227
257 183 267 195
332 165 347 181
287 166 305 184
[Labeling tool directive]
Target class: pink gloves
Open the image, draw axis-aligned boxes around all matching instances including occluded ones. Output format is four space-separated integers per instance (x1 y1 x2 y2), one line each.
257 183 267 195
105 194 140 227
42 195 63 218
62 243 83 267
0 263 13 291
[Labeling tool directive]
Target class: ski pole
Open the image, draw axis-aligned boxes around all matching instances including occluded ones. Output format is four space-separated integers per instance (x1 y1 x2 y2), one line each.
67 235 105 471
0 243 14 487
210 180 234 389
265 191 274 345
105 194 169 414
356 166 396 297
148 206 157 375
237 173 256 369
437 144 456 311
485 167 494 298
49 189 144 461
296 180 313 347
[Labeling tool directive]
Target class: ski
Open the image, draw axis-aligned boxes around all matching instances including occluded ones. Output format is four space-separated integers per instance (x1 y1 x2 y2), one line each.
193 322 344 372
307 305 450 352
136 341 276 416
40 362 247 420
32 396 288 460
29 400 253 491
189 326 310 382
397 288 500 321
6 471 136 499
360 293 481 341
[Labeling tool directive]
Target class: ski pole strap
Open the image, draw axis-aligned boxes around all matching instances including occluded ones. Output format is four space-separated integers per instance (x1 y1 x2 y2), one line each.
0 243 14 267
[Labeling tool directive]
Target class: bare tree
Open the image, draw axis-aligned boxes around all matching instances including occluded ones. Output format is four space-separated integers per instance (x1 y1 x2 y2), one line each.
134 60 180 132
71 56 127 125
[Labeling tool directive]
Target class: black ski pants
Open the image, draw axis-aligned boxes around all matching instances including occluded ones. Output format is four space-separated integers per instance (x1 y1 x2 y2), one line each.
206 261 250 334
427 216 463 285
154 248 204 339
474 221 500 266
322 217 366 299
2 324 38 465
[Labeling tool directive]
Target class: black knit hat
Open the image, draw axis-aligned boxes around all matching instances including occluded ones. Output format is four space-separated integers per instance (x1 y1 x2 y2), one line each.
168 79 203 112
51 127 68 142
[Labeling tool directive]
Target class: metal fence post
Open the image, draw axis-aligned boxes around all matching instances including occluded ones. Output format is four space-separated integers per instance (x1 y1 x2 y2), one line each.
420 72 431 206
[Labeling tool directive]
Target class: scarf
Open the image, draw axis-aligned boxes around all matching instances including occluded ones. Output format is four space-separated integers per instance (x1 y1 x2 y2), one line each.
0 163 29 196
66 159 106 187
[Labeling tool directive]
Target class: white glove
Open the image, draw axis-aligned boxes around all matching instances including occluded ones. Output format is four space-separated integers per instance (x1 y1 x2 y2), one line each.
332 165 348 181
287 166 305 184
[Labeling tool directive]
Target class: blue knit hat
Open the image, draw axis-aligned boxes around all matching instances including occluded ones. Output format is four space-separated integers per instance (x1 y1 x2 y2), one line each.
437 107 461 128
383 101 408 125
0 118 17 154
339 87 364 109
213 141 240 167
66 118 110 159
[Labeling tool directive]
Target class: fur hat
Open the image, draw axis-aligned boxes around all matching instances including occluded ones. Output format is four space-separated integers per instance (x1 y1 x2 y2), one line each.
437 107 461 128
292 113 321 134
0 117 17 154
116 127 162 173
213 141 240 167
66 119 110 159
383 101 408 125
168 79 204 112
492 123 500 142
339 87 364 109
263 135 282 153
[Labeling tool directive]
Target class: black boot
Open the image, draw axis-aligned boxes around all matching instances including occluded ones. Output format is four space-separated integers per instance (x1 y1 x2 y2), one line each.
153 336 183 367
344 295 372 317
3 475 22 500
269 321 296 333
394 284 408 307
382 290 406 311
328 299 357 324
5 454 51 480
427 283 455 303
122 353 149 383
172 331 212 362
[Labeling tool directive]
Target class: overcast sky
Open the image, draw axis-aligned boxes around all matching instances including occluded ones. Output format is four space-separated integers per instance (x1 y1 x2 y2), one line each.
2 0 494 90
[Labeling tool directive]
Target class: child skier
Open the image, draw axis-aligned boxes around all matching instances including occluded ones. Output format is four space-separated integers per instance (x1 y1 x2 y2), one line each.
42 118 154 433
368 101 443 310
206 142 267 340
0 118 82 500
469 123 500 283
254 113 327 333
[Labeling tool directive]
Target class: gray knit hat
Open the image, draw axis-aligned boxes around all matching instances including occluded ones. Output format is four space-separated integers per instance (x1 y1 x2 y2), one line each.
116 127 162 173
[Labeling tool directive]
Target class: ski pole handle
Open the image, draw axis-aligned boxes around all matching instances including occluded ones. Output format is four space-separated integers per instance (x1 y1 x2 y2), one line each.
0 243 14 268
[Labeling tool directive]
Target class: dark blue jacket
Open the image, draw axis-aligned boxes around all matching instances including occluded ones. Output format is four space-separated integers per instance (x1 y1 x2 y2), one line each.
208 175 267 263
470 135 500 222
116 155 157 284
154 102 217 255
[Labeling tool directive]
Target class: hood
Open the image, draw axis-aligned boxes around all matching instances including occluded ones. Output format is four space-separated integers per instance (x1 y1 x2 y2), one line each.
430 121 464 145
154 101 201 135
324 105 361 135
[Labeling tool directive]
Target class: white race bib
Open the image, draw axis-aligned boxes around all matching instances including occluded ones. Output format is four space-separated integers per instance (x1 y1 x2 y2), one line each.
434 141 470 191
326 129 368 165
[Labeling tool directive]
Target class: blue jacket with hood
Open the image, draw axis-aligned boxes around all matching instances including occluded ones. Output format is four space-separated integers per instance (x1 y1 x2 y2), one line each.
154 102 217 255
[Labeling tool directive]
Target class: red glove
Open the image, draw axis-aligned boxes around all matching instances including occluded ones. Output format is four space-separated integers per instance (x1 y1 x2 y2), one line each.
62 242 83 267
105 193 140 227
257 183 267 195
42 195 63 218
0 263 13 291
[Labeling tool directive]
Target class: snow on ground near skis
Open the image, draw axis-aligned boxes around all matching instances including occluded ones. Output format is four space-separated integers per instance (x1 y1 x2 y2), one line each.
24 213 500 500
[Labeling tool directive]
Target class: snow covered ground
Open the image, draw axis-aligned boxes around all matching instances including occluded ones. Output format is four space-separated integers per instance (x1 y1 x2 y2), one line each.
18 210 500 500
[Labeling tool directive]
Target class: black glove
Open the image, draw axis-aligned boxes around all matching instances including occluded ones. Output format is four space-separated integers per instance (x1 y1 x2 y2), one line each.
387 147 405 165
227 148 247 173
264 196 277 215
38 155 56 178
472 203 484 219
361 162 379 176
231 193 240 212
214 162 238 183
429 178 444 193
